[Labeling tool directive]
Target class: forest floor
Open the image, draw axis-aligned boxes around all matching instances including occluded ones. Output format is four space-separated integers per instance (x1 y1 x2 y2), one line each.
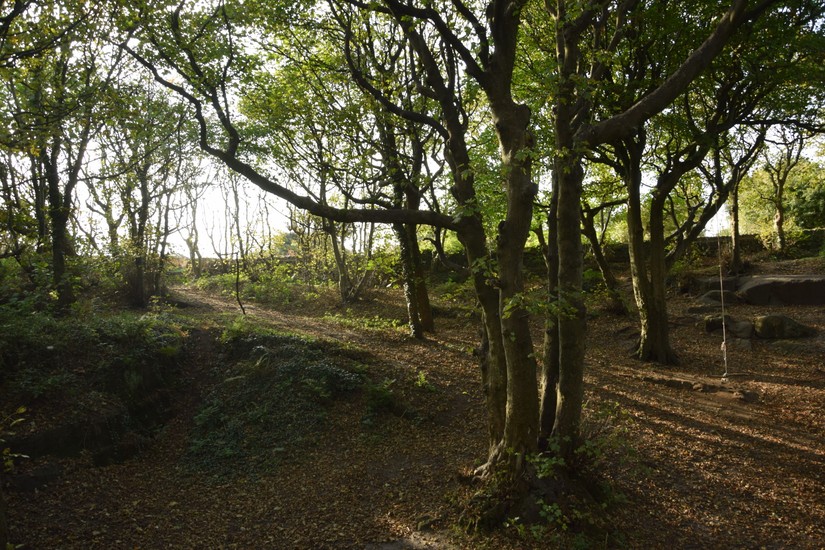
4 256 825 549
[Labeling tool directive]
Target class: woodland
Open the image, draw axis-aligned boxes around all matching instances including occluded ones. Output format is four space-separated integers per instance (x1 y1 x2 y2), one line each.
1 0 825 548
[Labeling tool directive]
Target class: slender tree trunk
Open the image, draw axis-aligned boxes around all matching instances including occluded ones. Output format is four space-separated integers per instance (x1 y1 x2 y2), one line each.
539 180 560 446
642 194 678 364
185 196 203 278
30 156 49 252
394 223 423 339
775 200 786 253
453 177 508 471
627 178 677 363
44 149 74 313
153 192 172 296
553 157 587 461
327 221 354 302
730 182 742 274
493 101 539 466
581 210 627 314
406 224 434 332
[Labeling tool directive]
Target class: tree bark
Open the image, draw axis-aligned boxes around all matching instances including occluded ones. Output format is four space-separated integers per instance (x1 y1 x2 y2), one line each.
730 182 742 274
774 199 786 252
539 177 560 446
640 189 679 364
44 146 75 313
581 207 627 314
394 223 423 339
554 157 587 460
493 100 539 465
626 155 679 364
407 223 434 332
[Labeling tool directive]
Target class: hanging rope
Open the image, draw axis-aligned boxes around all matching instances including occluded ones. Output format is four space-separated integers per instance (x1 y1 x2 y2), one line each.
717 233 729 380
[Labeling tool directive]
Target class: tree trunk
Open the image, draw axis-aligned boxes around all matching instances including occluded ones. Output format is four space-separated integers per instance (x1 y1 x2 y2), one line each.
494 101 539 466
730 182 742 274
639 209 678 364
628 185 678 364
30 156 49 252
775 202 786 253
326 221 354 302
539 179 560 446
394 223 423 339
581 209 627 314
45 151 75 313
553 157 587 461
406 223 434 332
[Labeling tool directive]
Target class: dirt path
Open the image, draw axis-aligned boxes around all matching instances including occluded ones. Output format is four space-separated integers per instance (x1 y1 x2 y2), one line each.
6 284 825 548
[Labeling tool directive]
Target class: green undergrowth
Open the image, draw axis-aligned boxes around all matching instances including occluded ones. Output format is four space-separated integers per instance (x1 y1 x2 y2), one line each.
0 303 186 405
321 309 405 332
186 319 407 476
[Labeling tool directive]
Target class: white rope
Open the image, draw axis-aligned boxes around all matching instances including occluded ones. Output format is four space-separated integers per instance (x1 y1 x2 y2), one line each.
717 234 729 380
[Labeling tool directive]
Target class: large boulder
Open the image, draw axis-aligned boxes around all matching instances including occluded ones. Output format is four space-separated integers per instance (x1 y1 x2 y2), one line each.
698 289 743 305
737 276 825 306
753 315 817 339
702 315 754 339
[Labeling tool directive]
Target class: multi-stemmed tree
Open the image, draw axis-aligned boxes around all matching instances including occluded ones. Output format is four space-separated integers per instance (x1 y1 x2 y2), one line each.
112 0 825 519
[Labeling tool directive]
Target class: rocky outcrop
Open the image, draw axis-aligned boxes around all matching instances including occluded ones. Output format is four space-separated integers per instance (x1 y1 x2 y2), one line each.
702 315 754 339
702 314 815 340
736 276 825 306
753 315 817 339
698 290 743 305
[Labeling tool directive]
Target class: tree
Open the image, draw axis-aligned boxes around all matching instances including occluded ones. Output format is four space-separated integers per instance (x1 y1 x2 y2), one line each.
787 156 825 230
115 0 812 519
2 4 123 310
94 76 193 306
585 0 823 363
761 126 812 252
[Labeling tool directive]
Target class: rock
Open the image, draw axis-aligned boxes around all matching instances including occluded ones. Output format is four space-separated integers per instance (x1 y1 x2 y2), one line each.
730 338 753 351
702 315 753 339
753 315 817 339
687 305 721 314
729 320 755 339
737 275 825 306
698 290 743 304
703 314 734 332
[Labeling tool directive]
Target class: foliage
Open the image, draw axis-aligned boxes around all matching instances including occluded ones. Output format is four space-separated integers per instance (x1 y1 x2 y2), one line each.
1 406 28 473
740 167 812 249
0 302 184 402
194 267 299 308
787 159 825 230
322 309 404 332
188 325 365 475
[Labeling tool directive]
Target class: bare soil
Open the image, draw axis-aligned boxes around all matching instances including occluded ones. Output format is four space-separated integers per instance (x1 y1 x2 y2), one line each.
5 258 825 549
